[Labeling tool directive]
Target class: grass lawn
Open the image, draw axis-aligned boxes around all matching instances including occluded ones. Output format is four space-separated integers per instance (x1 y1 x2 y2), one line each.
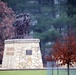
0 69 76 75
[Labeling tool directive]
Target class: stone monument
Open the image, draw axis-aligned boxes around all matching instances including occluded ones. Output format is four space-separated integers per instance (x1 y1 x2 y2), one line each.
2 13 43 69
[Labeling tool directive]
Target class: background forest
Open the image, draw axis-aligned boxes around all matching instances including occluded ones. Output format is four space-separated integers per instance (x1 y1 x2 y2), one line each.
0 0 76 66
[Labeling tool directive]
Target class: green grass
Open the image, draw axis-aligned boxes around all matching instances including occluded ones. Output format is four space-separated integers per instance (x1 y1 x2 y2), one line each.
0 70 46 75
0 69 76 75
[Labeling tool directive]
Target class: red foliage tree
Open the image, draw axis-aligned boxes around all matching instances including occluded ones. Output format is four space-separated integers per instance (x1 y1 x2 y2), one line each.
0 1 15 63
52 33 76 75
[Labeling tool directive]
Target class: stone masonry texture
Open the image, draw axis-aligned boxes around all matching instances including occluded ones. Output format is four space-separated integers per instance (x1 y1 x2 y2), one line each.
2 39 43 69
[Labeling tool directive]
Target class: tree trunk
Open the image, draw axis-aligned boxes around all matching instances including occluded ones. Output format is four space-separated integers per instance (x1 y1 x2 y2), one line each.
67 62 70 75
57 61 59 75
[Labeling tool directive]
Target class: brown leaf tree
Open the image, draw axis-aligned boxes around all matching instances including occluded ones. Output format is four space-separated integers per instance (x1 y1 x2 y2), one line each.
52 33 76 75
0 1 15 63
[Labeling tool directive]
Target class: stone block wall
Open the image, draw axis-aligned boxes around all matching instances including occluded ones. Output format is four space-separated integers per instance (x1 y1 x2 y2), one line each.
2 39 43 69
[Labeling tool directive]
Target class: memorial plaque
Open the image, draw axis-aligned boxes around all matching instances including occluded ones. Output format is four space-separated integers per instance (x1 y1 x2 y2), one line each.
6 47 14 51
6 52 14 55
26 50 32 55
6 47 14 55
